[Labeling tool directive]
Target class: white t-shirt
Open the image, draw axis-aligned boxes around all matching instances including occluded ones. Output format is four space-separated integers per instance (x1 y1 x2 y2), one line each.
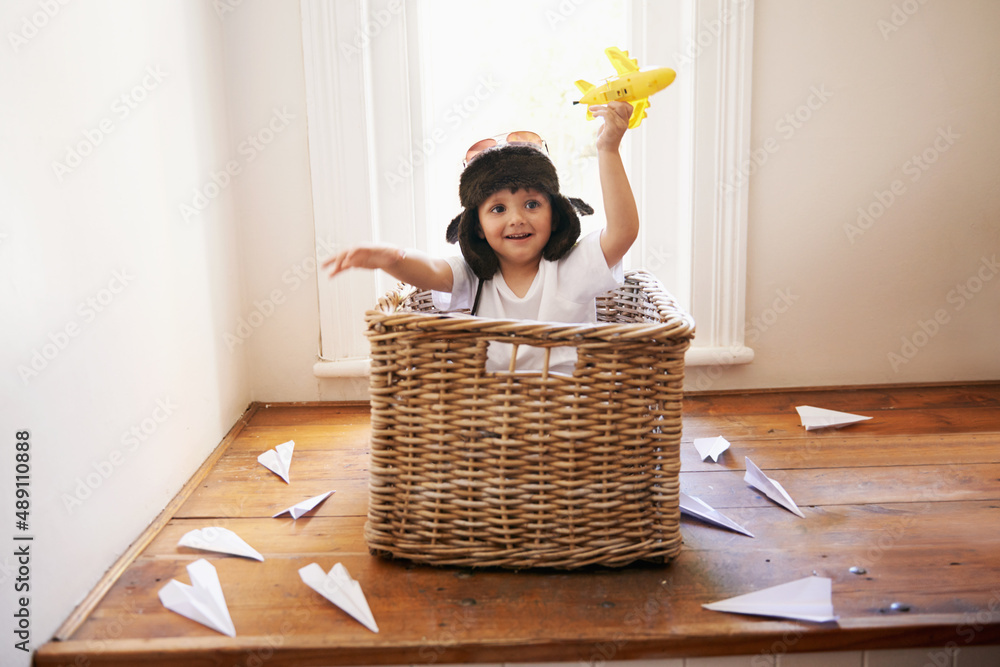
432 231 624 374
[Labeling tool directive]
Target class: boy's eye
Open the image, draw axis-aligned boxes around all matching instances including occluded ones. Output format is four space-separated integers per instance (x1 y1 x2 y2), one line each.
490 204 506 214
525 200 542 209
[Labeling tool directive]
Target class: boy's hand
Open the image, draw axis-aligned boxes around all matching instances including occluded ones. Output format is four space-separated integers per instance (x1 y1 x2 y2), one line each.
322 243 404 278
590 101 633 152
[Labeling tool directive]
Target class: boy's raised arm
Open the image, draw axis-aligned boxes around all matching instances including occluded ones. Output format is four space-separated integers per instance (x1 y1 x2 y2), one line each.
323 244 454 293
591 101 640 268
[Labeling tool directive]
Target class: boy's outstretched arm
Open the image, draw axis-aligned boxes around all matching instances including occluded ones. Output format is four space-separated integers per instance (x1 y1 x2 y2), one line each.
322 243 454 292
590 101 640 268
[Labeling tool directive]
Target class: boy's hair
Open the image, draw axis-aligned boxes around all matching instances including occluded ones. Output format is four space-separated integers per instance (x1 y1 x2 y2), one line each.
445 145 593 281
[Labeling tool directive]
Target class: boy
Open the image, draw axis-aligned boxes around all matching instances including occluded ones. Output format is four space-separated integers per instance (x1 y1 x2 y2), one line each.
324 101 638 372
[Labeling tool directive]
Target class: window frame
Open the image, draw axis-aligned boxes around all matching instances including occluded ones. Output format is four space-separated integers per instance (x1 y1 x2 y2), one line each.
302 0 755 377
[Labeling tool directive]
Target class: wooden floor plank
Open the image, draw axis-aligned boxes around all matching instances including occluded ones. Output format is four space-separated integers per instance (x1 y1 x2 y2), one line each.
35 383 1000 666
679 432 1000 471
683 383 1000 416
681 406 1000 440
681 463 1000 509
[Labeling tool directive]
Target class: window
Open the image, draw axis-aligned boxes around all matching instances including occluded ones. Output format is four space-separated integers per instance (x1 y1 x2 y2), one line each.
302 0 755 377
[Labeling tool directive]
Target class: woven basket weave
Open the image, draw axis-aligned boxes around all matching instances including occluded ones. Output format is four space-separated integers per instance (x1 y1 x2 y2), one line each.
363 269 695 569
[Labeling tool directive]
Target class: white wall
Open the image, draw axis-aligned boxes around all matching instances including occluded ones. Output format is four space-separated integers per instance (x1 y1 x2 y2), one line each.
0 1 249 664
694 0 1000 391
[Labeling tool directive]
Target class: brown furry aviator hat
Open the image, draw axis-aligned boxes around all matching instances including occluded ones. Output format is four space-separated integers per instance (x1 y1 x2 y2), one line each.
445 144 593 281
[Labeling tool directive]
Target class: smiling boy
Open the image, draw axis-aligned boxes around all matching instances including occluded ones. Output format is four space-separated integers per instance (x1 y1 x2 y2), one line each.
324 101 638 372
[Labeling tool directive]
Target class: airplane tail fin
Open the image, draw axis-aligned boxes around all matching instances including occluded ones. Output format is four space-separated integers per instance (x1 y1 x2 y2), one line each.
628 99 650 129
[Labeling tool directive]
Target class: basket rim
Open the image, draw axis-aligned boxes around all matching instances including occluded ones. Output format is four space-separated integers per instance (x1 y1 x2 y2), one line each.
365 269 696 343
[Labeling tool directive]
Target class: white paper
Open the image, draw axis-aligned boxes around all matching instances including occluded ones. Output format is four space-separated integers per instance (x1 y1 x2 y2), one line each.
177 527 264 561
299 562 379 633
744 457 805 518
795 405 872 431
679 491 754 537
703 575 838 623
694 436 731 462
258 440 294 483
158 558 236 636
273 490 335 519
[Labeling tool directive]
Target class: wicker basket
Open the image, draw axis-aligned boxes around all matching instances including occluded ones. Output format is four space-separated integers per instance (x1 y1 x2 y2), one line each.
363 270 695 569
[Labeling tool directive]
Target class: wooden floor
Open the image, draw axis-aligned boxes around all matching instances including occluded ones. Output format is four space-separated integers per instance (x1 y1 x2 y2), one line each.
35 383 1000 666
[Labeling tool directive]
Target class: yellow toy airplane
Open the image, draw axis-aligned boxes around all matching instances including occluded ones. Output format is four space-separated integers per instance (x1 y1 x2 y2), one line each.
574 47 676 129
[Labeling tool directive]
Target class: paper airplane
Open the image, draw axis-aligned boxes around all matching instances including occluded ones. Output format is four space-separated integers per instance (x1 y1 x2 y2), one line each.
299 562 379 633
273 491 335 519
795 405 872 430
703 575 838 623
694 436 731 462
258 440 294 483
744 457 805 518
679 491 754 537
177 527 264 561
158 558 236 636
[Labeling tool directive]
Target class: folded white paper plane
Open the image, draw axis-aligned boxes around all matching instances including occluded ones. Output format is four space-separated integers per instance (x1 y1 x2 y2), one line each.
744 457 805 518
258 440 294 483
299 562 379 633
679 491 754 537
703 575 838 623
795 405 872 430
158 558 236 636
694 436 731 462
273 490 335 519
177 527 264 561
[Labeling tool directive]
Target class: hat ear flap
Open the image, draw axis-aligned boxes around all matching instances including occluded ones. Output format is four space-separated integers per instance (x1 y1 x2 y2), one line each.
445 212 462 244
568 197 594 216
457 209 499 281
543 194 582 262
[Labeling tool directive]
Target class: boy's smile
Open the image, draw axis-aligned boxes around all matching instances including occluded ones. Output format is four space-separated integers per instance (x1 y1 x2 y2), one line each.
477 187 553 275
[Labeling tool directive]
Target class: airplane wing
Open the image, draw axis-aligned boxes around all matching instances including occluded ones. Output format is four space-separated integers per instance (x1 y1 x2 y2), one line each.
628 98 650 129
605 46 639 75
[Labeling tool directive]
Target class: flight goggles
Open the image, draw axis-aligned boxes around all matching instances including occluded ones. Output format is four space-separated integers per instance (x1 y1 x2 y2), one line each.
464 131 548 167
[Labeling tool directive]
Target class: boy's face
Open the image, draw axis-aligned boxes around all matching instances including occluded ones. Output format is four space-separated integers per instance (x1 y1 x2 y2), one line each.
476 187 552 271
